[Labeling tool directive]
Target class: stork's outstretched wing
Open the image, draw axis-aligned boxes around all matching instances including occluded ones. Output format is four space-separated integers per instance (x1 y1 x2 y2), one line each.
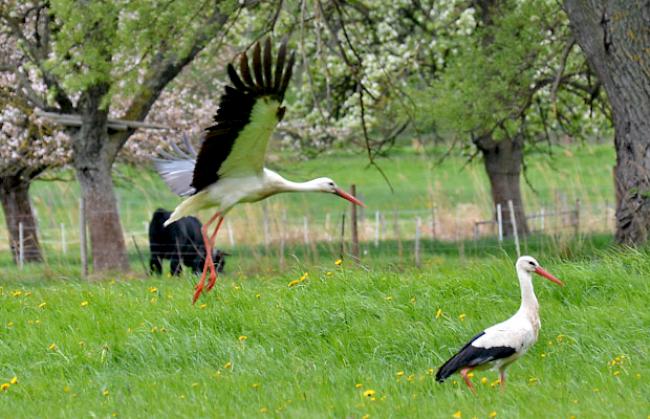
153 134 198 196
191 38 296 193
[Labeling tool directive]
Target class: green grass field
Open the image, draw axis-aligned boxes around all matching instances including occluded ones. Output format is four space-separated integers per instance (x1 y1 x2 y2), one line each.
1 251 648 417
3 142 648 417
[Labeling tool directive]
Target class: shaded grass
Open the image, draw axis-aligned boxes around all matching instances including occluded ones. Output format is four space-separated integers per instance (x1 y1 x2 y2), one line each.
1 250 648 417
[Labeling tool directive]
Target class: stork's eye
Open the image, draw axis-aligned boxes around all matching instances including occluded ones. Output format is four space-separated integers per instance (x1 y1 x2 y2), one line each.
328 182 335 187
528 261 535 266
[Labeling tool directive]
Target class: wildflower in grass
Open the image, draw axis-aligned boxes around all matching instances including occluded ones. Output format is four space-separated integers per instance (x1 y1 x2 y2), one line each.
80 301 89 307
355 383 363 388
252 383 260 389
199 303 207 309
556 334 565 343
385 296 393 301
396 371 405 377
363 389 376 397
458 313 466 321
191 383 199 388
481 377 488 384
407 374 415 382
63 386 71 393
102 389 109 397
239 335 247 342
256 293 261 299
613 371 620 376
7 321 13 327
9 377 17 385
259 407 269 413
150 297 157 304
48 343 57 351
490 379 500 388
288 279 301 287
452 411 462 418
489 412 497 418
0 383 9 391
224 362 232 369
148 287 158 293
466 372 474 378
636 373 641 379
540 352 546 358
335 259 342 266
362 415 370 419
326 271 333 276
38 302 46 309
528 377 538 385
427 368 434 375
435 308 443 319
410 297 416 304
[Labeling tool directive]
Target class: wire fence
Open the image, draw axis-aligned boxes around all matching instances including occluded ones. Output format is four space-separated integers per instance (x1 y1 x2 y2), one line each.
1 192 616 273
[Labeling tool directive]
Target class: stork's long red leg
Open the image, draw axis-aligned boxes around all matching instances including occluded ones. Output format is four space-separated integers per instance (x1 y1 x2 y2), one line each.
193 211 222 304
499 369 506 391
206 217 225 291
460 367 476 394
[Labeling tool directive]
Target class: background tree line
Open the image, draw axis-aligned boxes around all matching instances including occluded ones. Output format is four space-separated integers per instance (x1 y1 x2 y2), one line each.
1 0 648 272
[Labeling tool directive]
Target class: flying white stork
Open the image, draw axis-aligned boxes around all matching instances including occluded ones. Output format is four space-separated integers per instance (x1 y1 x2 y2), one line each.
154 38 364 303
435 256 564 392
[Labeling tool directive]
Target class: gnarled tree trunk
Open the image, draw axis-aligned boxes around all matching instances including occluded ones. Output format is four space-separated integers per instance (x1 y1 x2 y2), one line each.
564 0 650 245
0 173 43 263
476 134 529 237
73 85 129 272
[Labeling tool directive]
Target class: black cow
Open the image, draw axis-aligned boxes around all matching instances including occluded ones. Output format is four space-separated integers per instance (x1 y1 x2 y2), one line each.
148 208 228 276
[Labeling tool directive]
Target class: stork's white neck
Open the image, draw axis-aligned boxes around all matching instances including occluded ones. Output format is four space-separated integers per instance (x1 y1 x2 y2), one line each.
516 267 539 320
264 169 324 193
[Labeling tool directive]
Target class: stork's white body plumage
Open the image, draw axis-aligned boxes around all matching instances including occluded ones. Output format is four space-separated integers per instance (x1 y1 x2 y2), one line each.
154 39 364 303
436 256 564 392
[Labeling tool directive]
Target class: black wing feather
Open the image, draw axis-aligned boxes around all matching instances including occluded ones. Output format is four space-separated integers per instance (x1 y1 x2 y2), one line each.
435 332 516 382
191 38 296 193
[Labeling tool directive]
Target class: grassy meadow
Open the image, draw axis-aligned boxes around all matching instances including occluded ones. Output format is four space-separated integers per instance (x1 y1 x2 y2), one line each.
2 142 649 417
1 251 648 417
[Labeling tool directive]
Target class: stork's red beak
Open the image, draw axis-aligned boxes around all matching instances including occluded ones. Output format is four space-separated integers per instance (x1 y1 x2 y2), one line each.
534 266 564 286
334 188 365 207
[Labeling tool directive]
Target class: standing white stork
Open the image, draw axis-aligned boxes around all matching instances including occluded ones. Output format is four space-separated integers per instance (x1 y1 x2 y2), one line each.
154 38 364 303
435 256 564 392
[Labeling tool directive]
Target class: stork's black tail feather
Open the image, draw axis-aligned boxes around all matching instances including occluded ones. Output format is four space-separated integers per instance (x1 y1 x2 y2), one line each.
436 331 517 383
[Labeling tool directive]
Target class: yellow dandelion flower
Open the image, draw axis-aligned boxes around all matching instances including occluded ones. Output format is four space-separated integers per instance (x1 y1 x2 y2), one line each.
490 379 500 387
435 308 443 319
466 372 474 378
355 383 363 388
252 383 260 389
9 377 18 385
260 407 268 413
396 371 405 377
224 361 232 369
12 290 22 297
335 259 343 266
151 327 158 333
7 321 14 327
489 412 497 418
540 352 546 358
452 411 462 418
256 293 261 298
148 287 158 293
288 279 301 287
0 383 9 391
427 368 434 375
80 301 89 307
481 377 488 384
363 389 376 397
63 386 71 393
48 343 57 351
459 313 466 321
102 389 109 397
199 303 207 309
569 416 576 419
556 334 565 342
528 377 538 384
385 296 393 301
407 374 415 382
112 413 118 417
239 335 248 342
613 371 620 376
362 415 370 419
38 302 47 309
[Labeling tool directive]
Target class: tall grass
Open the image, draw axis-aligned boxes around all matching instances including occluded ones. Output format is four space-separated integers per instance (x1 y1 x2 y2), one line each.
0 250 647 417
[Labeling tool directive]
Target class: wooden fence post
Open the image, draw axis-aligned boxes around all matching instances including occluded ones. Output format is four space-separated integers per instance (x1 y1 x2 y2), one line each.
350 185 359 261
508 200 520 257
80 197 88 277
18 222 24 270
339 212 346 260
415 217 421 267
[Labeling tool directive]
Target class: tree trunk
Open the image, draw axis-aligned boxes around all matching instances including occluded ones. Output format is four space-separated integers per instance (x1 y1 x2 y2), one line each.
564 0 650 245
73 85 129 272
0 174 43 264
476 135 529 237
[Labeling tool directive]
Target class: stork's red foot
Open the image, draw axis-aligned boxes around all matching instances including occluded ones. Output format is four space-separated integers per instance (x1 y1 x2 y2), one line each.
192 283 205 304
